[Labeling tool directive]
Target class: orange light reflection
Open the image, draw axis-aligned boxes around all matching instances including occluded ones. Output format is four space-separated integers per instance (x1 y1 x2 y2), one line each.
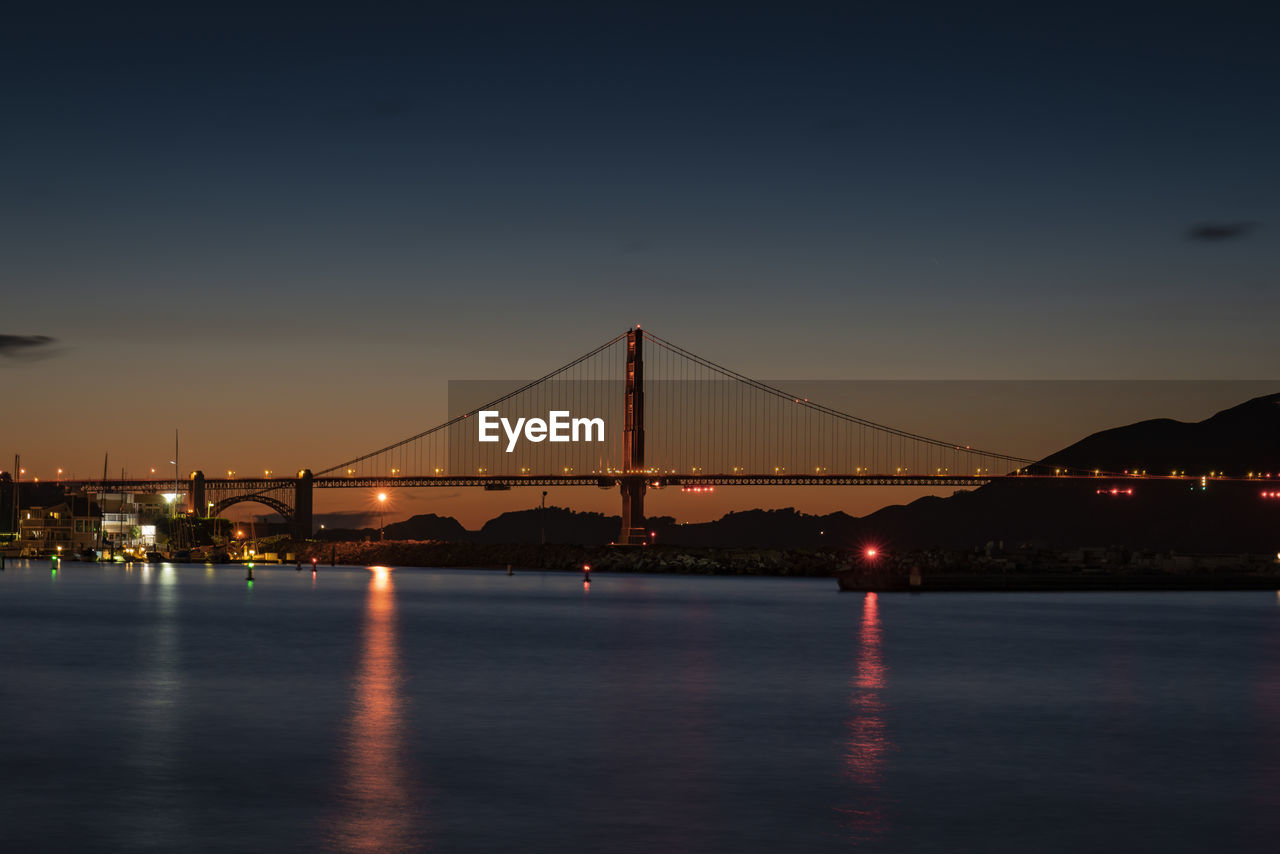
331 565 426 851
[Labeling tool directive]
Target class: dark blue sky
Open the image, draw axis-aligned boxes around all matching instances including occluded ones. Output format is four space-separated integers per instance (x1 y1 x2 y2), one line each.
4 2 1278 512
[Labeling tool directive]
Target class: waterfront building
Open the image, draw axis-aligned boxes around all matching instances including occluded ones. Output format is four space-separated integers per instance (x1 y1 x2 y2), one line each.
94 492 168 550
17 496 102 554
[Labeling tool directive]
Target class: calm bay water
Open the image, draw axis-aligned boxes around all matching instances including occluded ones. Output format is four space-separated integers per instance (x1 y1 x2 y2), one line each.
2 561 1278 852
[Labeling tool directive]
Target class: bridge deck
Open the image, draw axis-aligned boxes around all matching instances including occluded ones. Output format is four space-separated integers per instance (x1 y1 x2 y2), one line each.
58 473 1262 492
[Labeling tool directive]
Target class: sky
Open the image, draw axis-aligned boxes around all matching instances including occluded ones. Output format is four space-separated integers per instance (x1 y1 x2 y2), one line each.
3 2 1278 527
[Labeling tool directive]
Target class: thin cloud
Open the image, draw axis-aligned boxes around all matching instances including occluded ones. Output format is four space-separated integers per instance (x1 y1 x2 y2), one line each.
0 334 57 360
1187 222 1257 241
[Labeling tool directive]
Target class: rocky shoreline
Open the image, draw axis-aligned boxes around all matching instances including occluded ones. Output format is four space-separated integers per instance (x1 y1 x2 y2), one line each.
293 540 842 576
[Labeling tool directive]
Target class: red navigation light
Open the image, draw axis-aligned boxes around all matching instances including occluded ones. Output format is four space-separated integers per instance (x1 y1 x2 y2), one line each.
865 547 878 559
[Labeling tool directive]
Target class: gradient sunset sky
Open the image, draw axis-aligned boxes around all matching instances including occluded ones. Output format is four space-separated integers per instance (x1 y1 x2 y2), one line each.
4 2 1277 527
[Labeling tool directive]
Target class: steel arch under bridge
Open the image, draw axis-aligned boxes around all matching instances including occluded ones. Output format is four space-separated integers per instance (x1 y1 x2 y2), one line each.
208 493 295 520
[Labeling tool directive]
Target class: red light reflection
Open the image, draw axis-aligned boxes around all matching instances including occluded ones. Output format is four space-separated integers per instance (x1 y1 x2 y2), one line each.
839 592 891 840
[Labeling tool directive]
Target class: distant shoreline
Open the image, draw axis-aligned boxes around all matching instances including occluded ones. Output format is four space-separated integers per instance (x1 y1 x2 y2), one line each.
835 570 1280 593
19 537 1277 592
287 539 1280 590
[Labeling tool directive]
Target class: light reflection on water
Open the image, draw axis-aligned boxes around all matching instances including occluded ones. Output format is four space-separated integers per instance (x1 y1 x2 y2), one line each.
118 564 188 847
329 566 427 852
840 591 890 841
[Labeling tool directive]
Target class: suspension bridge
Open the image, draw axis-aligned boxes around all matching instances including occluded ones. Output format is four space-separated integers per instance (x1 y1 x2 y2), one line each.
59 328 1187 543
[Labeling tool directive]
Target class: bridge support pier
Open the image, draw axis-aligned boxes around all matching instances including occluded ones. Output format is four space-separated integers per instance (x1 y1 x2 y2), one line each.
293 470 313 541
191 471 206 517
619 476 647 546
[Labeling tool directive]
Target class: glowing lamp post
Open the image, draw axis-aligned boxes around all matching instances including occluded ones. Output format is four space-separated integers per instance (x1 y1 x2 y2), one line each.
378 492 388 540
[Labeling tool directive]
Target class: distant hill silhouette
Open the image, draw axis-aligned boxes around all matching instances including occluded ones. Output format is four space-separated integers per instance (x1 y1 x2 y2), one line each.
1040 392 1280 476
477 508 619 545
322 393 1279 553
384 513 470 541
849 392 1280 552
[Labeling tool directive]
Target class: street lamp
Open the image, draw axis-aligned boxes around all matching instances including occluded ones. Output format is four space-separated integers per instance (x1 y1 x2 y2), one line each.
377 492 388 540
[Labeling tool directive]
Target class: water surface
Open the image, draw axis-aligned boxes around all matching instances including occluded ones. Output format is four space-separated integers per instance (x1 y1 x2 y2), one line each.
2 561 1278 852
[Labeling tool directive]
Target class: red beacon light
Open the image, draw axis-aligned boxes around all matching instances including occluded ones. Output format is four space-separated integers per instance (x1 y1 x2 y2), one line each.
864 547 879 559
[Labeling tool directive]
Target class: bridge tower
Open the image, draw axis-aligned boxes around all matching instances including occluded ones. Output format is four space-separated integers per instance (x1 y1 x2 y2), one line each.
294 469 313 541
619 328 647 545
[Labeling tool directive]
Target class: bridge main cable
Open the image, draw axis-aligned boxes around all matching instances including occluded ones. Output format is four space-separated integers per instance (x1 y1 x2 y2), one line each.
313 330 631 477
639 330 1038 470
